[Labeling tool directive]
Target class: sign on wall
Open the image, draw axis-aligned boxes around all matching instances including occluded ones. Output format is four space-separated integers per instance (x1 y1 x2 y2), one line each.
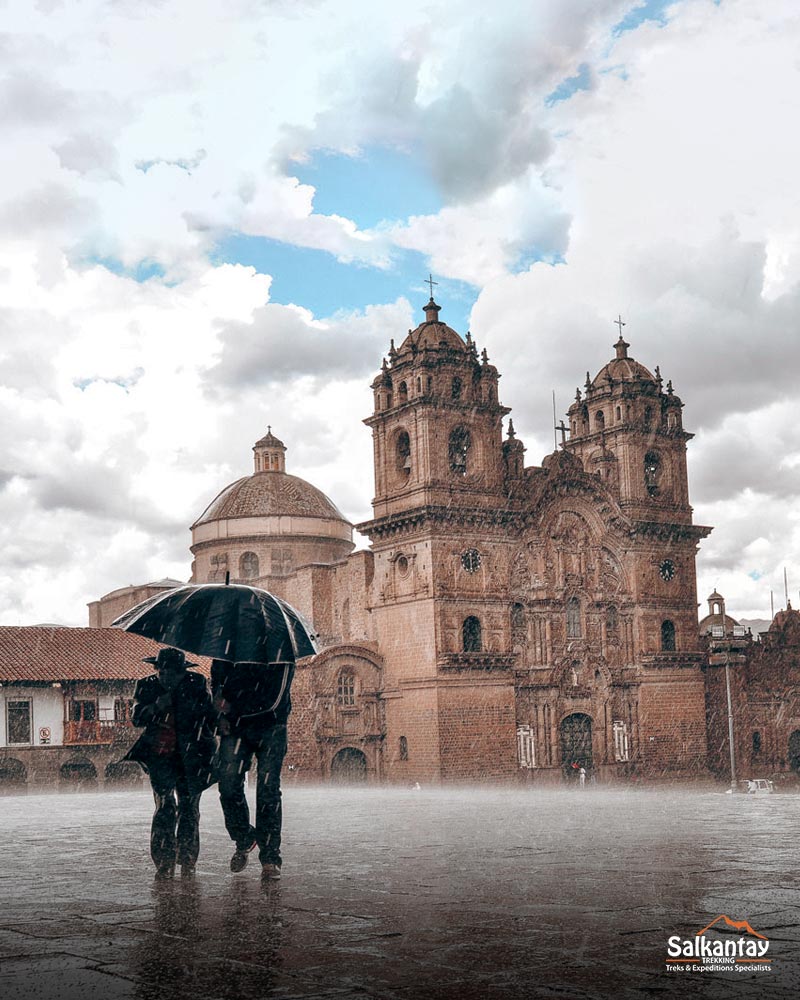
39 727 51 745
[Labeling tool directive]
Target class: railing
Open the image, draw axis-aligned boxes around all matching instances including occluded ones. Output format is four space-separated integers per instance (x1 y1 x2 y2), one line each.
438 652 516 672
63 720 135 745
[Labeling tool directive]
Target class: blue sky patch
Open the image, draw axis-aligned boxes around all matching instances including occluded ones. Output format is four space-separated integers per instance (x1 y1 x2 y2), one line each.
212 235 477 333
546 63 592 106
84 256 166 282
292 146 442 229
612 0 673 36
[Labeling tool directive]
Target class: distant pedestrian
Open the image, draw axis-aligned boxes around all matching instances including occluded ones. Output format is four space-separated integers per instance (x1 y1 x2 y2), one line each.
212 656 295 880
579 766 586 788
124 647 216 879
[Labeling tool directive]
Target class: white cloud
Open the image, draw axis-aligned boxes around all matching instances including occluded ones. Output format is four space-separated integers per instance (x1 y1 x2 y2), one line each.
1 0 799 624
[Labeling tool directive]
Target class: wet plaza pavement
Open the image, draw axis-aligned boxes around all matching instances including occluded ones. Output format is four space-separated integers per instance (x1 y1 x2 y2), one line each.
0 784 798 1000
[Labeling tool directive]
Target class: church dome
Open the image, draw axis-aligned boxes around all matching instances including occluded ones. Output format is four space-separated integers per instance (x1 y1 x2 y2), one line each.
190 431 354 585
396 298 468 356
591 335 656 389
194 473 349 526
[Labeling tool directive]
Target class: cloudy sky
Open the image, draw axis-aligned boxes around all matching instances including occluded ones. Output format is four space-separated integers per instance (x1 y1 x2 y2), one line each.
1 0 798 625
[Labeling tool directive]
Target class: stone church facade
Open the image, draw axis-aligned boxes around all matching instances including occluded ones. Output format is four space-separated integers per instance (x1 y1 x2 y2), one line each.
131 296 713 785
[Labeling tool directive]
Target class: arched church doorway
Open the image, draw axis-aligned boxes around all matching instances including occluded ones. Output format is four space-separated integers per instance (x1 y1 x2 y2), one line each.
330 748 368 783
60 757 98 790
788 731 800 773
560 713 593 781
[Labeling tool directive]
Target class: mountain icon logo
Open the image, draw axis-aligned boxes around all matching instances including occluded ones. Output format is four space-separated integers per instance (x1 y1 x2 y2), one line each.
696 915 768 940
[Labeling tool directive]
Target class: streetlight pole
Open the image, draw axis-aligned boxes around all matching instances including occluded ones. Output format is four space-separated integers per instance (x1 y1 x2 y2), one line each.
723 645 737 792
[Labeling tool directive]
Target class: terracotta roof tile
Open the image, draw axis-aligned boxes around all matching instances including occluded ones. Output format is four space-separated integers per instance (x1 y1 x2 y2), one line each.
0 627 211 682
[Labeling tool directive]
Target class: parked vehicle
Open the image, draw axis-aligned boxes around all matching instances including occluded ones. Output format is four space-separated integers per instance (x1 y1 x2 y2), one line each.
744 778 774 794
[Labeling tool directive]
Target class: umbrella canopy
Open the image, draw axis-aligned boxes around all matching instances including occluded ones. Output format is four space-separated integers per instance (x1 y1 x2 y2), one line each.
112 584 319 663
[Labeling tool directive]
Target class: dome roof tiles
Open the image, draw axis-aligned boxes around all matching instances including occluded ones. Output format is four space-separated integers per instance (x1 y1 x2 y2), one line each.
194 472 350 526
591 356 656 389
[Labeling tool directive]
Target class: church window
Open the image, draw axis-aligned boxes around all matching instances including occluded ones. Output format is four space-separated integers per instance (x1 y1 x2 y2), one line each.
752 731 762 755
615 406 621 422
644 406 653 429
462 616 482 652
613 721 630 762
517 725 536 768
595 410 605 430
398 381 408 403
399 736 409 761
511 603 526 645
566 597 582 638
572 420 577 435
451 376 462 399
644 451 660 496
449 426 471 475
396 554 409 576
661 620 676 651
395 430 411 478
427 376 432 393
416 377 422 394
606 605 618 632
239 551 259 579
337 671 356 706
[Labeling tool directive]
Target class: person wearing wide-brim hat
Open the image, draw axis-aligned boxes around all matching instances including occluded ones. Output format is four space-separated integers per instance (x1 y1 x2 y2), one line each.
123 646 216 878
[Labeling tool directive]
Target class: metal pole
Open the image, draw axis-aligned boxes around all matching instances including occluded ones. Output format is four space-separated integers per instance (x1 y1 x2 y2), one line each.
724 648 736 791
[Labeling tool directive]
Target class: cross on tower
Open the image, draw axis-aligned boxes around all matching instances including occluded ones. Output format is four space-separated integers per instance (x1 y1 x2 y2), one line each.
614 314 626 335
426 273 438 298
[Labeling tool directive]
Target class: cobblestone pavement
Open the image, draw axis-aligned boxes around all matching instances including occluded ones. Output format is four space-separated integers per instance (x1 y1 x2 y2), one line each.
0 785 798 999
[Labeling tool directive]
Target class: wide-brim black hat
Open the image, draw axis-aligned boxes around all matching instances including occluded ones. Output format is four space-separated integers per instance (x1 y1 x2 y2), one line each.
143 647 197 669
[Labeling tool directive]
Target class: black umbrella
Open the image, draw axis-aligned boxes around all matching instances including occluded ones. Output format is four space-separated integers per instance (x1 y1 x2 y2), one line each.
112 583 319 663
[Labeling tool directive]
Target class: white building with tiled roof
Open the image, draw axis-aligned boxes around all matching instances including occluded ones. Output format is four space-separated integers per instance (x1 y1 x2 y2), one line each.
0 626 210 790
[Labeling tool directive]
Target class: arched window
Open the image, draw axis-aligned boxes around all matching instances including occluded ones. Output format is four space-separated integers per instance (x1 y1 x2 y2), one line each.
661 620 676 651
398 381 408 403
396 430 411 478
615 406 621 422
644 451 660 496
337 671 356 706
449 426 471 475
566 597 582 638
595 410 605 430
239 551 259 579
606 605 618 632
451 376 462 399
462 616 482 652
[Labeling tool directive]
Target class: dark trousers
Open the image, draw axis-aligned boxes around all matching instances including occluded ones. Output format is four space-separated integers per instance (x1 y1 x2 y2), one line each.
148 755 202 869
218 724 287 866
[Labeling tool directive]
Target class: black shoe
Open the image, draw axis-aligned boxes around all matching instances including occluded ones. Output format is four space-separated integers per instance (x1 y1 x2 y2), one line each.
230 838 257 873
261 863 281 881
180 863 196 877
155 862 175 880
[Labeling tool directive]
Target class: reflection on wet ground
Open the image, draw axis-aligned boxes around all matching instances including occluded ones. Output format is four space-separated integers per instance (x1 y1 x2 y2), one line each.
0 786 798 998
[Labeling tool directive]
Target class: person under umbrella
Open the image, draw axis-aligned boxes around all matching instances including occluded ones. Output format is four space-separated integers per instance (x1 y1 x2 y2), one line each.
211 651 295 881
123 647 216 879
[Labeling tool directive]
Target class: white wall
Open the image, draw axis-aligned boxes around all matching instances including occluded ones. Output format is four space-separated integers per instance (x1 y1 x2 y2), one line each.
0 686 64 747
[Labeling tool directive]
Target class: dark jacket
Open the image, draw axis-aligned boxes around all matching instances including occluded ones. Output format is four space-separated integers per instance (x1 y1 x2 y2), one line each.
211 660 294 731
124 670 216 793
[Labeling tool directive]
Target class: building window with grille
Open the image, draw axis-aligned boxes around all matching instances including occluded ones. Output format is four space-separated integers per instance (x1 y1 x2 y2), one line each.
661 620 676 651
239 551 259 579
517 725 536 768
613 720 630 761
337 671 356 706
644 451 660 496
399 736 409 761
69 700 97 722
462 616 482 652
449 426 471 476
7 700 32 745
395 430 411 479
566 597 582 638
114 698 134 723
